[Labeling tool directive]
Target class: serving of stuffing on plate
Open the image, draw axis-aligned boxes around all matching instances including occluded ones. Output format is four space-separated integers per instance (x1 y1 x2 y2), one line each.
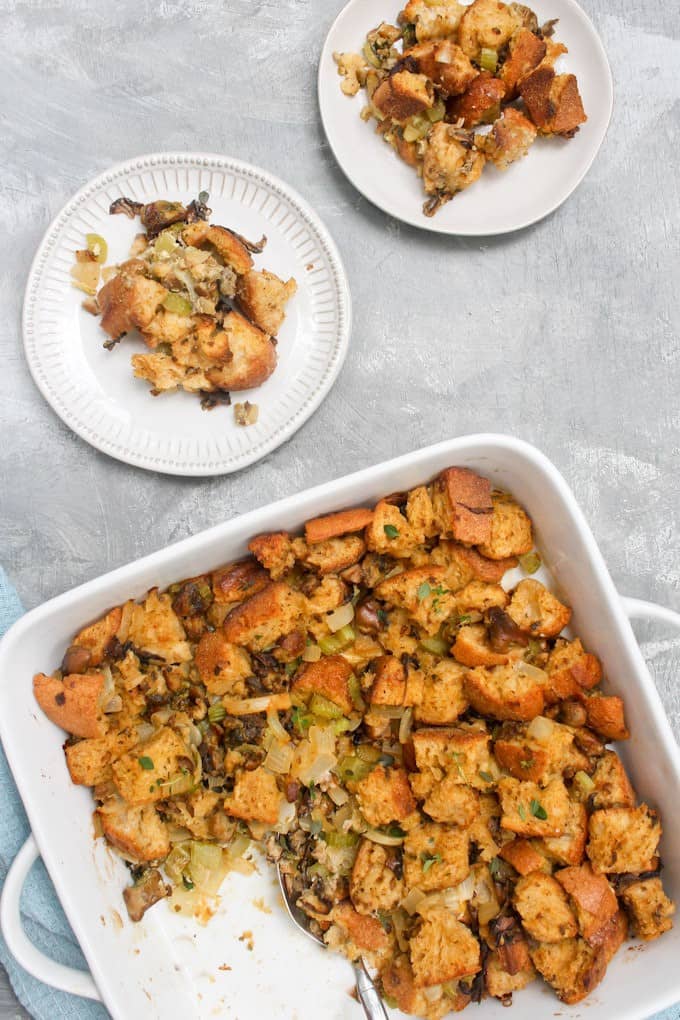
71 194 296 413
34 466 673 1016
333 0 587 216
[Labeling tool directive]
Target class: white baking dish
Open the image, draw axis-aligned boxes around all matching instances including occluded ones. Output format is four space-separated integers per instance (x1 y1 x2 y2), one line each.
1 434 679 1020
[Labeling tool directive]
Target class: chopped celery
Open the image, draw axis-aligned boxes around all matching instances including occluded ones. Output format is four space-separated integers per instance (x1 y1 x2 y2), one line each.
85 233 108 263
419 635 449 656
208 703 226 723
322 829 359 848
335 754 373 783
309 693 344 720
154 230 177 254
480 48 498 72
163 292 192 315
348 672 365 711
519 551 542 574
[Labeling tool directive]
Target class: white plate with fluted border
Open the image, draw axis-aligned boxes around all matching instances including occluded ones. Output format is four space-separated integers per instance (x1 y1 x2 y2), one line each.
23 153 351 475
318 0 612 234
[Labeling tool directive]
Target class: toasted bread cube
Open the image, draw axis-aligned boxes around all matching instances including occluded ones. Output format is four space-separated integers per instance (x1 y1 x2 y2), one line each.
446 542 518 583
520 68 587 137
296 534 366 575
468 791 502 862
421 778 479 826
447 71 506 128
514 872 578 942
163 789 220 840
415 659 469 724
141 308 194 348
291 654 354 714
401 0 465 42
455 581 509 615
587 805 661 874
365 499 421 558
350 838 404 915
590 751 636 810
477 494 533 560
373 69 434 122
369 655 406 707
500 27 546 97
412 726 494 791
328 902 391 959
356 765 416 827
380 954 432 1017
500 839 549 876
405 485 439 543
410 909 481 987
404 822 471 892
485 947 535 997
530 937 607 1005
406 40 478 96
132 351 198 393
465 663 545 721
507 579 571 637
620 877 675 941
212 558 270 605
375 566 458 635
225 766 282 825
538 800 588 868
545 637 602 702
65 728 138 786
98 797 170 862
248 531 295 580
556 863 618 946
203 310 276 391
34 672 108 738
457 0 522 61
98 265 168 339
194 631 251 697
71 606 123 667
584 695 629 742
127 589 191 663
223 581 305 651
431 467 493 544
422 123 487 200
236 269 296 336
111 727 196 805
305 507 374 544
182 222 253 275
498 777 571 837
453 623 509 667
493 719 588 784
482 106 537 169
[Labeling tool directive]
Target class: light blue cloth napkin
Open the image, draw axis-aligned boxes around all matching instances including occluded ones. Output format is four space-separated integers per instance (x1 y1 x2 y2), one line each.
0 566 677 1019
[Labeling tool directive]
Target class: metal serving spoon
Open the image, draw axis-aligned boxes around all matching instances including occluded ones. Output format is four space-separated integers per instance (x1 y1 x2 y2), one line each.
276 863 389 1019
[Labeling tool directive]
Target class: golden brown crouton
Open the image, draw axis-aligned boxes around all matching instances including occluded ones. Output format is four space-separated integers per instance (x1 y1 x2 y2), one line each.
350 839 404 915
556 863 618 945
71 606 123 667
485 947 535 998
415 659 469 724
203 310 276 391
530 937 607 1005
127 589 191 662
98 264 168 338
373 70 434 122
412 726 494 791
520 68 587 137
33 672 108 739
620 877 675 941
329 902 391 956
477 494 533 560
236 269 297 336
132 352 201 394
380 954 433 1017
295 535 366 575
500 27 546 97
303 576 347 615
409 909 481 987
97 798 170 862
538 800 588 868
375 566 457 635
422 122 487 200
194 631 251 697
369 655 406 706
545 637 602 702
364 500 422 559
456 581 510 615
225 766 282 825
457 0 522 61
356 765 416 827
405 485 439 543
405 40 478 96
141 309 195 348
65 728 138 786
447 71 506 127
498 777 571 837
584 695 629 742
305 507 374 544
111 727 196 805
481 106 537 170
333 50 368 97
453 623 509 666
587 805 661 874
506 579 571 637
291 654 355 714
500 838 549 876
212 558 270 605
464 662 545 721
431 467 493 545
223 581 305 651
421 777 479 826
590 751 636 810
514 872 578 941
447 542 518 583
404 822 471 892
401 0 465 42
162 789 220 839
493 719 588 784
248 531 295 580
181 221 253 275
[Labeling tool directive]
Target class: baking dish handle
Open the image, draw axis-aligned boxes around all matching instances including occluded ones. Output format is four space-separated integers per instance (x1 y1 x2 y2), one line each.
621 596 680 630
0 834 101 1000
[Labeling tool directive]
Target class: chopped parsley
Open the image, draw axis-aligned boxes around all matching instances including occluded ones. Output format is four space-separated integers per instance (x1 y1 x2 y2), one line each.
530 799 548 820
138 756 154 771
478 770 494 784
182 875 195 890
417 582 432 601
421 852 442 873
489 857 501 878
517 803 527 821
377 608 389 627
386 825 406 839
520 758 535 770
383 524 399 539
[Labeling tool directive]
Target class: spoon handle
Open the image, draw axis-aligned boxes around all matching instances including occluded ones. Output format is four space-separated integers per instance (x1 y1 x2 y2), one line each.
352 958 389 1019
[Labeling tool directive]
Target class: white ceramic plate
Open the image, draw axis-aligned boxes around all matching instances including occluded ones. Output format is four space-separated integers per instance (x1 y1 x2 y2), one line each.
23 153 351 475
319 0 613 234
1 435 680 1020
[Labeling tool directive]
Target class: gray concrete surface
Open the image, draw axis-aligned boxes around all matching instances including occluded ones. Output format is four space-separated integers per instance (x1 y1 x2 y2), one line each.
1 0 679 1014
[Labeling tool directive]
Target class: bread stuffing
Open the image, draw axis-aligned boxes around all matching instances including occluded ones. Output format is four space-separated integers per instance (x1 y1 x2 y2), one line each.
34 466 673 1015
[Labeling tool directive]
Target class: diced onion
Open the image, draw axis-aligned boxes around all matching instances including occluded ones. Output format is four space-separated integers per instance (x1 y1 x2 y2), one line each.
328 784 350 806
364 827 405 847
423 985 443 1003
303 643 322 662
275 800 297 834
136 722 155 743
435 40 457 63
223 693 291 715
517 660 548 683
103 694 122 713
310 724 337 758
227 834 251 861
478 899 500 926
266 710 290 743
401 888 426 914
573 770 595 797
399 707 414 744
190 841 226 896
264 741 294 774
327 602 355 633
370 705 404 719
296 753 337 785
527 715 554 741
116 600 134 644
